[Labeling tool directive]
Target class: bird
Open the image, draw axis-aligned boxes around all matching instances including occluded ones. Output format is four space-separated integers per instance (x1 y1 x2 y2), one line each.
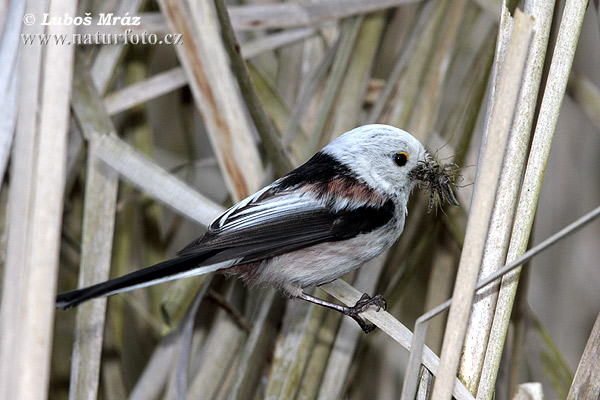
56 124 456 333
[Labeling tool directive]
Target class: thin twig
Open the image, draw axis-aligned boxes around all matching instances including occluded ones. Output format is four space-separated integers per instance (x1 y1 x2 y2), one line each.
208 289 252 334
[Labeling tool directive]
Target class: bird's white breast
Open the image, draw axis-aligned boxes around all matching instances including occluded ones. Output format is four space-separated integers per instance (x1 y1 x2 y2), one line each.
254 216 404 297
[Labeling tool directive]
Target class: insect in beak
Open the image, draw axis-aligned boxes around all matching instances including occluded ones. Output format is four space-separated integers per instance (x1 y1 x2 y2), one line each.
409 159 460 212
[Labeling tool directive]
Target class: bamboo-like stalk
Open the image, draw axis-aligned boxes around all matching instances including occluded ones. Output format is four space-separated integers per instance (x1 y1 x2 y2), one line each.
213 0 294 176
400 203 600 400
367 2 432 124
283 43 337 147
408 0 466 139
244 28 317 60
296 305 341 400
306 17 363 156
248 63 307 163
0 1 47 398
0 0 24 182
327 12 385 138
186 283 246 399
67 56 119 400
227 290 283 400
567 310 600 399
91 0 145 92
477 1 588 397
263 292 328 400
128 332 179 400
320 279 475 400
422 23 495 354
385 0 450 133
0 1 76 399
422 244 455 353
274 30 305 108
459 0 556 393
158 0 263 201
104 67 187 115
68 147 117 400
94 133 223 225
316 254 387 400
228 0 423 31
431 10 534 399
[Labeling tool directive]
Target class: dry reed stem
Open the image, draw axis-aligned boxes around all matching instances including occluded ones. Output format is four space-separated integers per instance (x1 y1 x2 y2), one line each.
68 57 119 400
228 0 423 31
327 12 385 139
460 0 556 392
264 290 327 400
306 17 363 155
213 0 294 175
432 10 534 399
104 67 187 115
316 254 387 400
477 0 589 396
567 310 600 399
321 279 475 400
158 0 263 201
95 133 223 225
91 0 145 92
0 1 76 399
227 290 281 400
408 0 466 139
0 0 24 182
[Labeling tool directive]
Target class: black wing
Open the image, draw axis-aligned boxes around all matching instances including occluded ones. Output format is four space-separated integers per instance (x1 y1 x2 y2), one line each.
177 187 395 265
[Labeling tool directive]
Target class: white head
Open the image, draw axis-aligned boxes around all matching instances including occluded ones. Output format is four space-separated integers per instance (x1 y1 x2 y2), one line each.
323 124 428 198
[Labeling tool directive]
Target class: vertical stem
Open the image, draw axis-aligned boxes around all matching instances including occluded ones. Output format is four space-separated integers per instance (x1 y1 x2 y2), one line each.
477 1 588 397
0 0 76 398
432 11 534 399
460 0 556 393
68 58 119 400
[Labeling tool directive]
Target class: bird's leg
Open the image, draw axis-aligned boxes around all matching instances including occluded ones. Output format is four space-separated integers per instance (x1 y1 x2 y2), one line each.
298 291 386 333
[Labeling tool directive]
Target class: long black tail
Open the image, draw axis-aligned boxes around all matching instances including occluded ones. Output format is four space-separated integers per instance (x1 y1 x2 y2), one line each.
56 252 222 309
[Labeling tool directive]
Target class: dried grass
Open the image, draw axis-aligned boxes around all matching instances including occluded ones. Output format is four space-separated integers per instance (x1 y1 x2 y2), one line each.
1 0 599 399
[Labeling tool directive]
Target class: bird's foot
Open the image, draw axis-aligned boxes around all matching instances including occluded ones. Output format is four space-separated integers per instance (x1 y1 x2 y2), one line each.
344 293 387 333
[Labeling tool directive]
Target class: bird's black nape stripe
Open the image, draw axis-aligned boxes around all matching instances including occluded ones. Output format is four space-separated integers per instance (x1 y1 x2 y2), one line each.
55 251 217 309
275 151 355 190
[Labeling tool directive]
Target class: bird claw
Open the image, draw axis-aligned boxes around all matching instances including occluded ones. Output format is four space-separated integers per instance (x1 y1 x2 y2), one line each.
345 293 387 333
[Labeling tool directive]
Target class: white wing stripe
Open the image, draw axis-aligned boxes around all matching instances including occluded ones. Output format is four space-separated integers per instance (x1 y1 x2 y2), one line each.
216 185 273 228
214 192 323 233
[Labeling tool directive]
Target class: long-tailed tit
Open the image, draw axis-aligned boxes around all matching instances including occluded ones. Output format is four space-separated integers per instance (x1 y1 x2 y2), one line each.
56 124 458 333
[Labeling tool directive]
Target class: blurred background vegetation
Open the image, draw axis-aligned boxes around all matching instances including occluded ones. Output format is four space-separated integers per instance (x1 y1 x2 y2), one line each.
1 0 599 399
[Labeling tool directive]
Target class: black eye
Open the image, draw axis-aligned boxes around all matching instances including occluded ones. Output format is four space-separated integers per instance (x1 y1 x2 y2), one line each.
394 152 409 167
